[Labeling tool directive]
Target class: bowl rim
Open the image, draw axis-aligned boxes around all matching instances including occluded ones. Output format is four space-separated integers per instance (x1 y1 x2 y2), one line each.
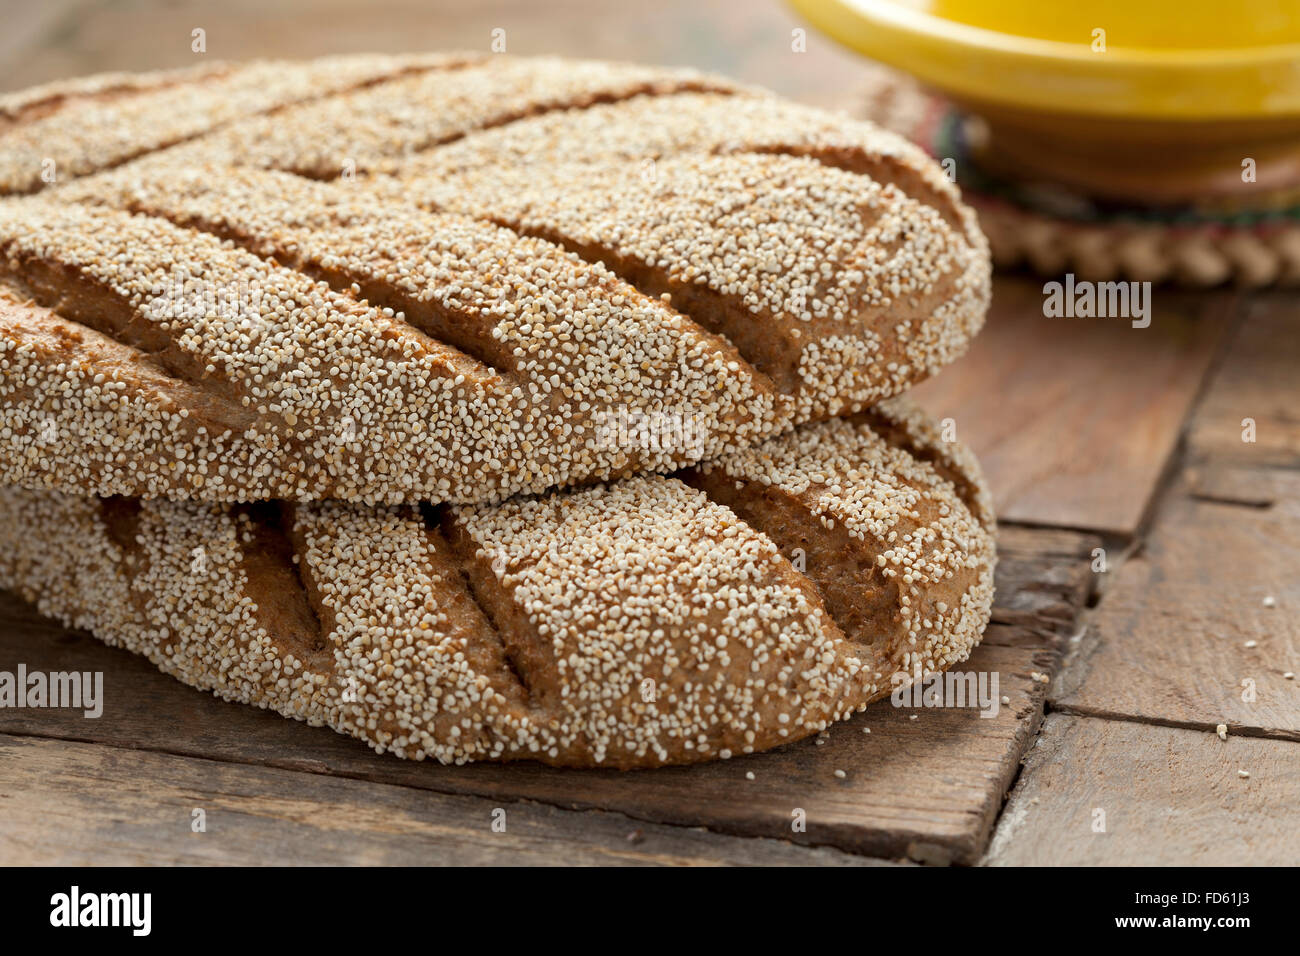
789 0 1300 119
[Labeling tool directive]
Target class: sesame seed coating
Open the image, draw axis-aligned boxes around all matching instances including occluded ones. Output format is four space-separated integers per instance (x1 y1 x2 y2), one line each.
159 57 735 179
689 406 995 678
408 90 972 234
0 60 228 131
2 171 776 503
0 53 474 195
386 149 986 418
0 400 994 768
0 53 989 505
850 395 997 531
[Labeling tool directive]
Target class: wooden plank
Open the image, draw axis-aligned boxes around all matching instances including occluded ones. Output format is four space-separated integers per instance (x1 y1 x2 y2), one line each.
0 526 1096 864
0 734 887 866
1186 461 1297 508
988 524 1099 639
983 714 1300 866
1055 471 1300 739
911 275 1235 536
0 594 1051 864
1188 293 1300 467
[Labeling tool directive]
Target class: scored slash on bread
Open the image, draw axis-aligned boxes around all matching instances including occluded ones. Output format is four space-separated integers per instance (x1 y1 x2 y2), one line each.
0 55 999 772
145 57 740 180
0 194 776 502
387 151 981 412
0 398 994 769
0 54 990 506
0 53 485 195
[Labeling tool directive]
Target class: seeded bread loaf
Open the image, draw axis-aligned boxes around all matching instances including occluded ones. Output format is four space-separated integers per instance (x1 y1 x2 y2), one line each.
0 53 989 505
0 398 994 768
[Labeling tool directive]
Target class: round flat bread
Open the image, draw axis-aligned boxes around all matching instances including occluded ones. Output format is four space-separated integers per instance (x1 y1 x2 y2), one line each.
0 399 995 768
0 54 989 505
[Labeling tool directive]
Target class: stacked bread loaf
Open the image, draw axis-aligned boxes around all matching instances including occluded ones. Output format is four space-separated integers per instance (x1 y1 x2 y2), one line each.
0 53 994 768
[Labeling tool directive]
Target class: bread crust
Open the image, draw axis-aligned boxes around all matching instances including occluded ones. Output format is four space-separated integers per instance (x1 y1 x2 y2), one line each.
0 53 478 194
0 54 989 505
0 400 994 768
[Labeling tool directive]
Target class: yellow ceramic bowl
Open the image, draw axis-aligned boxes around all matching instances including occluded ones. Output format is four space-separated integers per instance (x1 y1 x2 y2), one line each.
789 0 1300 119
790 0 1300 204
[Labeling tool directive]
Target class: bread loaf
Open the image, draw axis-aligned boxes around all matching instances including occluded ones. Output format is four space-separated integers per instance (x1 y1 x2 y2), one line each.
0 398 995 768
0 54 989 505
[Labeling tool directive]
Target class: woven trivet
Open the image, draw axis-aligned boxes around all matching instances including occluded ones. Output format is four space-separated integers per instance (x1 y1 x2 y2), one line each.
859 63 1300 287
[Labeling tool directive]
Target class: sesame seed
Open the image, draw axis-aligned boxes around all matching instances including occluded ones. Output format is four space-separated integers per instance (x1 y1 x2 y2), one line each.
0 53 994 769
0 66 987 505
0 397 995 768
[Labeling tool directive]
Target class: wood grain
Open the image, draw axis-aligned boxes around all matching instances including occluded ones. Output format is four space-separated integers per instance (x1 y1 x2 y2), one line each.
988 525 1099 639
1054 472 1300 739
1187 461 1298 508
0 733 889 866
984 714 1300 866
0 526 1096 865
911 276 1235 536
1188 292 1300 467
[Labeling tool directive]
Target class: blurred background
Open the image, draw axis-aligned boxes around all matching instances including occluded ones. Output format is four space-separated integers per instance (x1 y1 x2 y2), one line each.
0 0 863 108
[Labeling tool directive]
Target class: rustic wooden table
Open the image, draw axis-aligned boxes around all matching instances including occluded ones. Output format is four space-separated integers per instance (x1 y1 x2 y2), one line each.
1 0 1296 866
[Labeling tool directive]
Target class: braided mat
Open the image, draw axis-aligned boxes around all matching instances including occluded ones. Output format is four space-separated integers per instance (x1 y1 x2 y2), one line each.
859 63 1300 287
